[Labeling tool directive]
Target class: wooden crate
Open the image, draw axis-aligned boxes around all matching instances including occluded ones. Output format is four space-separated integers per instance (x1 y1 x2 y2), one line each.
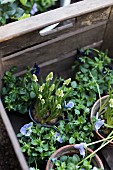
0 0 113 169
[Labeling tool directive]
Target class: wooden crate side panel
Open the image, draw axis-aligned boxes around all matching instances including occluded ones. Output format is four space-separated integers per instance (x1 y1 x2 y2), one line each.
2 22 106 74
0 0 113 43
0 100 29 170
101 6 113 57
0 7 110 57
11 40 102 80
36 40 103 80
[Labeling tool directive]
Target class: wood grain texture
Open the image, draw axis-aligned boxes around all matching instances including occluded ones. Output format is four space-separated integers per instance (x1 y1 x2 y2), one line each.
0 7 110 57
2 22 106 74
0 99 29 170
3 40 103 79
102 6 113 57
101 147 113 170
0 0 113 42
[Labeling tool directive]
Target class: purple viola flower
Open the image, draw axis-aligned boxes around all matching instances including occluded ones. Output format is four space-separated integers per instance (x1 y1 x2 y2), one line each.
31 63 40 76
57 137 63 143
30 3 38 15
20 123 33 136
94 119 104 131
54 132 63 143
51 157 57 162
94 112 105 131
74 143 86 158
65 101 74 109
54 132 60 137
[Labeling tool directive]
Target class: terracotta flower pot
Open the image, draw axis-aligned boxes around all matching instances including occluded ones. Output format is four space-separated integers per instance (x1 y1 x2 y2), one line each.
45 145 104 170
90 95 113 146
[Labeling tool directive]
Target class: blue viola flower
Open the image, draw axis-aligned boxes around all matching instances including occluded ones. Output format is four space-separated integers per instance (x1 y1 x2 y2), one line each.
94 112 104 131
54 132 60 137
74 143 86 158
51 157 57 163
65 101 74 109
54 132 63 143
31 63 40 76
57 137 63 143
30 3 38 15
94 119 104 131
20 123 33 136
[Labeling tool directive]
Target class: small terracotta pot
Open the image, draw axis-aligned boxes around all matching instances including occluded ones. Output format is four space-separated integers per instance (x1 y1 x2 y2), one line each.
45 145 104 170
90 95 113 146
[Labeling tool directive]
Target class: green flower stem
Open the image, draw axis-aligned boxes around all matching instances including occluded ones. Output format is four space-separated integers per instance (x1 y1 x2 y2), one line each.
77 135 113 166
100 130 113 146
89 71 101 109
86 135 113 147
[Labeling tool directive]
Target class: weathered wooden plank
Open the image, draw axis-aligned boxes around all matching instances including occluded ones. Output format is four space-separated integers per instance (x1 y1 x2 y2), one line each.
0 58 3 90
0 7 110 57
10 40 102 79
101 147 113 170
0 100 29 170
1 22 106 73
101 6 113 57
0 0 113 43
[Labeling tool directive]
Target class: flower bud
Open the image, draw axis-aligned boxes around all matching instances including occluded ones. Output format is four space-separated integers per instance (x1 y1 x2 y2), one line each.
109 98 113 108
50 84 55 92
56 104 61 109
41 99 45 104
63 78 71 85
46 72 53 81
38 94 42 100
32 74 38 82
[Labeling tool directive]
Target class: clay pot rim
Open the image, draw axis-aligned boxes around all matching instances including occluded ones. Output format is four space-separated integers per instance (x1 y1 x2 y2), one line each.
90 95 113 145
46 144 104 170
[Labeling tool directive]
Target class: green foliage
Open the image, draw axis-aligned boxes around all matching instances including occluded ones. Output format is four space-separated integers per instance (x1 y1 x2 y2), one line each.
1 66 33 113
31 72 72 124
15 48 113 170
51 154 101 170
56 119 94 144
0 0 57 25
17 124 62 168
69 48 113 120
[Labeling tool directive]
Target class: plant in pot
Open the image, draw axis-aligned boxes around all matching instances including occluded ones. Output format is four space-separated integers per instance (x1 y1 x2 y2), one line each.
45 144 105 170
29 69 72 126
46 131 113 170
1 66 34 114
90 72 113 146
17 123 60 170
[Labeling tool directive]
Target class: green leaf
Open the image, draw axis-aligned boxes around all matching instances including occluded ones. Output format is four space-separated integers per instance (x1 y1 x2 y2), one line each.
1 0 15 4
74 109 80 115
18 13 30 20
69 137 75 144
30 91 36 98
60 155 67 162
19 0 27 6
71 81 77 88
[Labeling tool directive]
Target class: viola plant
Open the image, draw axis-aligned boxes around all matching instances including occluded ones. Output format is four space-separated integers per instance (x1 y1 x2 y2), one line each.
30 70 72 124
1 66 34 113
0 0 57 25
50 132 113 170
51 155 101 170
17 123 66 169
91 81 113 135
